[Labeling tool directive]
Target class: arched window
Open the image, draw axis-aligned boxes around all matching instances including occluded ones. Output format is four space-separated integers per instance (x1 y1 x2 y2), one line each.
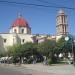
4 39 7 43
22 29 24 33
22 39 25 43
14 29 17 33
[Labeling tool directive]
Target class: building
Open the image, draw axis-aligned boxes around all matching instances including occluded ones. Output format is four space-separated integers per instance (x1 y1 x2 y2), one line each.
56 9 68 40
0 9 68 51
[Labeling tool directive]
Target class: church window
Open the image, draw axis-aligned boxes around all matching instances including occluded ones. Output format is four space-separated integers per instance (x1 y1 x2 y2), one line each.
4 39 7 43
62 16 64 24
14 29 17 33
22 29 24 33
22 39 25 43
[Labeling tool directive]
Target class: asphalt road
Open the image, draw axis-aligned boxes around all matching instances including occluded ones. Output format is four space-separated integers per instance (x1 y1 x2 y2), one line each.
0 64 50 75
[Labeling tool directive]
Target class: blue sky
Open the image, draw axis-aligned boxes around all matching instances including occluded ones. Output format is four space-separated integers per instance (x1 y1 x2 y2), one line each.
0 0 75 36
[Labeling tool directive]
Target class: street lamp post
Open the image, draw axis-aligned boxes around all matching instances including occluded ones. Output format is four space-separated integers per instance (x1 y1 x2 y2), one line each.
65 36 75 64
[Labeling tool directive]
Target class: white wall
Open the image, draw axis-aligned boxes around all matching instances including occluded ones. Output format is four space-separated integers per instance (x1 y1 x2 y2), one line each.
9 26 31 34
17 34 34 44
0 33 34 51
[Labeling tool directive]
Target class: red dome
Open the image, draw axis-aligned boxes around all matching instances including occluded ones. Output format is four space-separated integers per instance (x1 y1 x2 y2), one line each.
12 17 29 27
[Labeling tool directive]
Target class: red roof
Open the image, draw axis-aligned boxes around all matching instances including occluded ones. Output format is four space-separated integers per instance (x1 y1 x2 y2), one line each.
12 17 29 27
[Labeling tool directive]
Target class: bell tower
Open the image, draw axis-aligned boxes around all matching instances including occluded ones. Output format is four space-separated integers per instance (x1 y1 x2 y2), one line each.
56 9 68 35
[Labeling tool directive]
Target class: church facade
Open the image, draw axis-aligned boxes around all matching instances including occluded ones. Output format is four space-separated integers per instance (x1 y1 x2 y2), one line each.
0 9 68 51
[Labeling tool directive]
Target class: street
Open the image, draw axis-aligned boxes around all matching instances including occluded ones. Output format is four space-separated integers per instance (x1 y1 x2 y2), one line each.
0 64 50 75
0 64 75 75
0 65 25 75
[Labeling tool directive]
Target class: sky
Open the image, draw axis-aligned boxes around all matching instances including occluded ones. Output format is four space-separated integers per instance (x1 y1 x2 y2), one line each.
0 0 75 36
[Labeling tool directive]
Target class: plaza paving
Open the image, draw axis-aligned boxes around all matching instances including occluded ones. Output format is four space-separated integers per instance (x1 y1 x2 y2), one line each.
0 63 75 75
21 63 75 75
0 64 50 75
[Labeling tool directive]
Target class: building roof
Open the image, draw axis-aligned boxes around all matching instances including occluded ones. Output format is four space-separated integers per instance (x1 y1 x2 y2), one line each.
12 13 29 27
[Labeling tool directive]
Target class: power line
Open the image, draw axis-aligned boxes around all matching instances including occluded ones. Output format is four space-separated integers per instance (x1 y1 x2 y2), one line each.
36 0 74 9
36 0 62 6
0 0 75 10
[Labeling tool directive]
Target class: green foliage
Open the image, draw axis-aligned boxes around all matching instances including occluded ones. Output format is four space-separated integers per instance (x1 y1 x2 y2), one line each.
7 42 42 63
56 36 72 53
47 59 53 65
21 42 38 57
0 51 6 57
7 44 22 57
38 40 56 57
5 35 75 64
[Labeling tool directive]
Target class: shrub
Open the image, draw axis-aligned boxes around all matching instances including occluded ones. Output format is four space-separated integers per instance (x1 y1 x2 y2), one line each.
48 59 53 65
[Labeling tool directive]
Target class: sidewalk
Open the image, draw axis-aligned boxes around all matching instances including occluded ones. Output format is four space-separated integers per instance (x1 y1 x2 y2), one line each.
1 63 75 75
21 63 75 75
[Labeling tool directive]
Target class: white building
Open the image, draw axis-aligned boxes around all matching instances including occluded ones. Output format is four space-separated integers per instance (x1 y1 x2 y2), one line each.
0 9 68 51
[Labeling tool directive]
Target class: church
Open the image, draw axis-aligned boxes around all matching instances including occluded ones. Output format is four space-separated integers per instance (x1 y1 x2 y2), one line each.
0 9 68 51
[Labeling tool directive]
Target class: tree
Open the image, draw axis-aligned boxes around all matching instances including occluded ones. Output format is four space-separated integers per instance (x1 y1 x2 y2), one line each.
21 42 37 57
56 36 75 58
21 42 43 63
7 44 22 64
7 43 41 64
38 39 56 63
